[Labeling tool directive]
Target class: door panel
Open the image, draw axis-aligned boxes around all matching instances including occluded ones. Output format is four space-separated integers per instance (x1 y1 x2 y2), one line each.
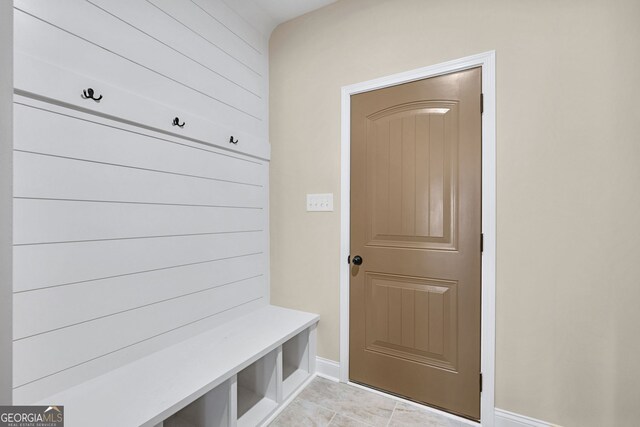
366 102 459 250
364 273 458 371
350 68 481 419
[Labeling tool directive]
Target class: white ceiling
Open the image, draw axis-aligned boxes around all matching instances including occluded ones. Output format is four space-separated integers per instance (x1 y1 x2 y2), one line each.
253 0 337 27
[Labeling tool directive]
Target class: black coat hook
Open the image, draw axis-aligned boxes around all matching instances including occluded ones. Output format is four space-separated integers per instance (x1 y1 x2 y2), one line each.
81 88 102 101
229 136 238 144
172 117 185 128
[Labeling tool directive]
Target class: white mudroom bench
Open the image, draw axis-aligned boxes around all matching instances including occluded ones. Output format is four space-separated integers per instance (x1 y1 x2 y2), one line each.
36 306 319 427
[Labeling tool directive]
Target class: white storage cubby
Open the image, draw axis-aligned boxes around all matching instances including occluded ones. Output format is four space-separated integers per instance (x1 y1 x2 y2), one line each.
80 309 318 427
236 349 279 427
164 379 232 427
282 329 311 399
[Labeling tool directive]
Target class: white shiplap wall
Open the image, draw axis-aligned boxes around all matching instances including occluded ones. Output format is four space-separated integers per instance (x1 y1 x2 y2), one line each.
0 0 13 407
13 0 272 403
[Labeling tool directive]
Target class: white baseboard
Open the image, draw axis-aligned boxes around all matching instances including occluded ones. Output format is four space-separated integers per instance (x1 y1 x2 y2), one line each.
315 356 340 381
495 409 555 427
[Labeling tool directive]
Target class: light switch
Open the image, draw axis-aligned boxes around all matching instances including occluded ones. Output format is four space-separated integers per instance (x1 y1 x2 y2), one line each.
306 193 333 212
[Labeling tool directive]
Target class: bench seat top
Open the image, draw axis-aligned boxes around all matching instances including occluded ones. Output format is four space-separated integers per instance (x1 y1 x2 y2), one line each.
36 305 320 427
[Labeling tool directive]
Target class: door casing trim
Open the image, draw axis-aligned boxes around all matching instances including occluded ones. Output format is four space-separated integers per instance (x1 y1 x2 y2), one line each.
339 50 496 426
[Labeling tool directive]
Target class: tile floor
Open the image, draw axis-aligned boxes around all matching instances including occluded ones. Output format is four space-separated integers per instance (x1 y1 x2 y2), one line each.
269 377 474 427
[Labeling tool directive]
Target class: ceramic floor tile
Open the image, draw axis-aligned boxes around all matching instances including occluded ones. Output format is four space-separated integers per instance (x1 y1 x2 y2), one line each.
296 377 345 408
388 402 463 427
277 378 473 427
329 413 373 426
270 398 335 427
296 378 395 426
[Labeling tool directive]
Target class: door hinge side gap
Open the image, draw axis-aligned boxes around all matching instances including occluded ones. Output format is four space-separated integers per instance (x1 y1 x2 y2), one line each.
481 233 484 253
480 93 484 114
480 373 483 393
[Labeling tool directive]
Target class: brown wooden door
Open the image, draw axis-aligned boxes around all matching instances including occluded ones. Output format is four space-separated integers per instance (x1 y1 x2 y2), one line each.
349 68 482 420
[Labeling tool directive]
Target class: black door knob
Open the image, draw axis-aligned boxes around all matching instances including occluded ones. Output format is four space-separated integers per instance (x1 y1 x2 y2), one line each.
352 255 363 265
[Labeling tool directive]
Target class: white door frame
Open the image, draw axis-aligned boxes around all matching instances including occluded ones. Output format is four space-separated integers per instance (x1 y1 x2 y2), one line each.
339 51 496 426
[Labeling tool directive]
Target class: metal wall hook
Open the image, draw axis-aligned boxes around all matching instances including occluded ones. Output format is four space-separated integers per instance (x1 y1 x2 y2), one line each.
172 117 185 128
81 88 102 101
229 136 238 144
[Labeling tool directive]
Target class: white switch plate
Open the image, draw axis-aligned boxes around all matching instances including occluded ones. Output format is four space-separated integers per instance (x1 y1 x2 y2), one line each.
307 193 334 212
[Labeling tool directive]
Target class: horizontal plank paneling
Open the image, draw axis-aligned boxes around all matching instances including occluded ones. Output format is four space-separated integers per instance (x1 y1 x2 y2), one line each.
14 102 264 185
149 0 264 73
14 10 265 137
15 0 264 118
89 0 263 94
218 0 276 38
14 151 266 207
14 275 264 387
13 0 271 404
13 297 265 404
190 0 267 55
14 231 264 292
14 199 264 244
14 253 264 339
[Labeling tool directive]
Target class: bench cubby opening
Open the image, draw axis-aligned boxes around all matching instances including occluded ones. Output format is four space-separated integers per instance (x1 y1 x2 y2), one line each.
164 379 232 427
236 349 279 427
281 329 311 399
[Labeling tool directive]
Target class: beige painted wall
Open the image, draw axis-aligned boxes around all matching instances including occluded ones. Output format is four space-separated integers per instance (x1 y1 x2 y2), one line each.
269 0 640 425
